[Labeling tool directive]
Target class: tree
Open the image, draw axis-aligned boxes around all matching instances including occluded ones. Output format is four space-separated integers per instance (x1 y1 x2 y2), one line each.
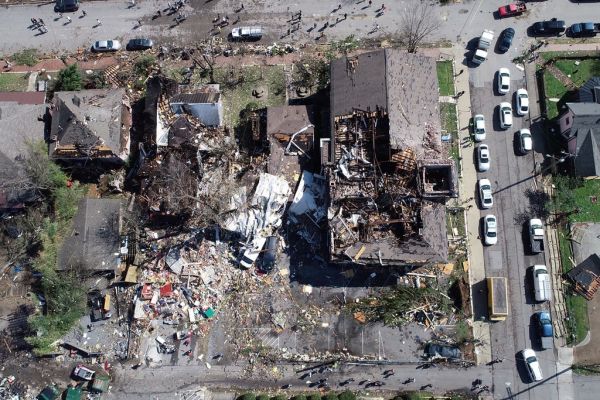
55 64 82 91
239 394 256 400
401 1 441 53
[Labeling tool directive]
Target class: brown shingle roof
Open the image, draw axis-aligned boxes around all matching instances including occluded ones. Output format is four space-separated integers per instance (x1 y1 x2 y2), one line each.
0 91 45 105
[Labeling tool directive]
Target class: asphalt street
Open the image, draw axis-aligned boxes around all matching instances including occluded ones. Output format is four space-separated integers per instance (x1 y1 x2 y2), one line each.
1 0 600 55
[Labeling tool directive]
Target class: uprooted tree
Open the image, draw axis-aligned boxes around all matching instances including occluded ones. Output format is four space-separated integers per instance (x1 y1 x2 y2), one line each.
401 0 441 53
349 286 453 327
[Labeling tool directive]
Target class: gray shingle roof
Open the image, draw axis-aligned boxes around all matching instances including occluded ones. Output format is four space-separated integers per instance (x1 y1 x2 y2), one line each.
330 49 440 156
566 103 600 177
58 198 121 272
50 89 127 158
579 77 600 104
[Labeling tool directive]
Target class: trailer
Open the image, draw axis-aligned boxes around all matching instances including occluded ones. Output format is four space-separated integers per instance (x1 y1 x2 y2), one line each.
487 277 508 321
498 2 526 18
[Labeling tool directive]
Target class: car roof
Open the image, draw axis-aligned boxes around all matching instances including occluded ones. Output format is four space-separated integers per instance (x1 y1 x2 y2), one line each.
480 178 491 185
522 348 536 358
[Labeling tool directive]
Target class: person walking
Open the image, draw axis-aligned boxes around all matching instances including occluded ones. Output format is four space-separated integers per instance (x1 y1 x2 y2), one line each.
66 16 71 23
96 18 102 26
82 10 87 17
39 18 45 26
368 0 372 7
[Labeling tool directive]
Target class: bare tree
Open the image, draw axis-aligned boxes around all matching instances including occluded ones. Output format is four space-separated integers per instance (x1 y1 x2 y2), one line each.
401 1 441 53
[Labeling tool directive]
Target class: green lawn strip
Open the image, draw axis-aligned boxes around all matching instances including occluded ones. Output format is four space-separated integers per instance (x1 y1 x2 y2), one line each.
436 60 455 96
0 72 29 91
554 59 600 87
543 71 567 120
439 102 460 172
557 224 589 345
571 180 600 223
446 209 466 237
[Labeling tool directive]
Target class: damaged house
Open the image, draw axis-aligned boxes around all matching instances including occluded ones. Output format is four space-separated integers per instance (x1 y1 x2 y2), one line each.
0 92 47 213
58 198 123 279
137 76 235 221
48 89 131 166
324 49 457 268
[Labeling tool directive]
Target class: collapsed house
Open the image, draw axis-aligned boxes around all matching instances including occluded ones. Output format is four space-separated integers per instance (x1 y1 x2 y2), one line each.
48 89 131 165
324 49 457 268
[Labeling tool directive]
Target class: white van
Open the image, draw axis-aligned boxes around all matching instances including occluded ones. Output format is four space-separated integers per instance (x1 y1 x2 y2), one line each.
533 265 552 302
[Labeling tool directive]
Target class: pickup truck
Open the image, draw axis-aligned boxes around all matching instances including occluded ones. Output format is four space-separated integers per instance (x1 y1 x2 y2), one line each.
472 29 494 65
534 311 554 350
527 218 545 254
569 22 600 37
498 2 526 18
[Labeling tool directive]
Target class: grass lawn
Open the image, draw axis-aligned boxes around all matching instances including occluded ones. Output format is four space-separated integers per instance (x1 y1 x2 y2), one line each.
436 60 455 96
0 73 29 91
192 65 286 127
446 209 466 237
440 102 460 171
554 58 600 87
543 71 567 119
558 224 589 345
571 179 600 223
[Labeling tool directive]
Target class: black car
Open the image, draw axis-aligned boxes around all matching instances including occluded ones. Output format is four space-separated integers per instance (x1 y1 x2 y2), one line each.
532 18 566 36
498 28 515 52
424 343 461 360
126 38 154 51
54 0 79 12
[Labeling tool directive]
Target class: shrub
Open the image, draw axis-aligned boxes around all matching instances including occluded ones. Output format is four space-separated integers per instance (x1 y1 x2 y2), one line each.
54 64 82 91
272 395 288 400
239 394 256 400
11 49 39 66
322 394 338 400
292 395 307 400
257 395 270 400
134 55 157 76
307 394 321 400
338 391 356 400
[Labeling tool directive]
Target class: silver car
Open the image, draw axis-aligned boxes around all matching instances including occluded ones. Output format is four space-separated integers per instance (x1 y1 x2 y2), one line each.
92 40 122 52
483 214 498 246
478 178 493 209
473 114 486 142
499 102 513 130
477 144 490 172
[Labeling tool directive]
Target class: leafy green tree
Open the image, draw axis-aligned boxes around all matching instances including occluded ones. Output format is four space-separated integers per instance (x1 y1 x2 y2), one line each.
307 394 321 400
55 64 82 91
322 394 338 400
257 395 270 400
292 395 307 400
272 395 288 400
239 394 256 400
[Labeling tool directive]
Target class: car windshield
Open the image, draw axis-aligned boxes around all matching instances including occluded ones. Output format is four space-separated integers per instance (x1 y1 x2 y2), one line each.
522 133 531 139
526 356 537 364
482 185 491 191
487 231 497 237
502 107 511 113
107 40 113 47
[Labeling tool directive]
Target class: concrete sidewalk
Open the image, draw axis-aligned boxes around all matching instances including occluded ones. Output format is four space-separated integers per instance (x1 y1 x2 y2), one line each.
445 45 492 366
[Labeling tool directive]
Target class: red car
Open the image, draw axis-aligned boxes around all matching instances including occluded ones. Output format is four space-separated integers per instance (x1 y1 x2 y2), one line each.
498 2 526 18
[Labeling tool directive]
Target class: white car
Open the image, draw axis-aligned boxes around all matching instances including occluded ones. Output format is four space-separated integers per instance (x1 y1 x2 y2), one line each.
478 178 493 209
473 114 486 142
477 144 490 172
520 348 543 382
483 215 498 246
92 40 122 52
499 102 513 129
518 128 533 154
497 68 511 95
516 88 529 116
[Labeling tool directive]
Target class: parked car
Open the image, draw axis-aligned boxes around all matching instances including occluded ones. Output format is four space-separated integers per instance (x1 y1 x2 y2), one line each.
483 215 498 246
126 38 154 51
73 364 95 380
92 40 122 52
259 236 278 273
520 348 543 382
497 68 511 95
473 114 486 142
534 311 554 350
477 144 491 172
533 264 552 302
569 22 600 37
498 27 515 52
516 88 529 115
499 102 513 129
478 178 494 209
532 18 566 36
230 26 263 41
424 343 461 359
55 0 79 12
517 128 533 154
